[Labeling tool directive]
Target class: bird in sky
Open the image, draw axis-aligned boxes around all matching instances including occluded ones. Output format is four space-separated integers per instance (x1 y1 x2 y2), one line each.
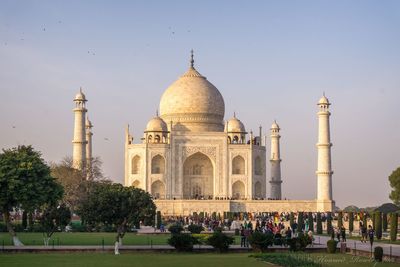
104 138 109 141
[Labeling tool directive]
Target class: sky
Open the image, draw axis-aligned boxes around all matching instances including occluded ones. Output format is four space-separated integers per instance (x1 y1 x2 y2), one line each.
1 0 399 209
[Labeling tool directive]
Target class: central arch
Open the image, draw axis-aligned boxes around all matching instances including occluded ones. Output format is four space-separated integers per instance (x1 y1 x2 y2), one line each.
183 152 214 199
151 180 165 199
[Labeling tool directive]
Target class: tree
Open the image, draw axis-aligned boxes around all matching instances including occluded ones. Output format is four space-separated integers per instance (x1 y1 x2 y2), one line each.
0 145 63 246
375 211 382 240
390 213 398 242
337 211 343 228
316 212 323 234
40 203 71 246
51 156 105 212
327 212 333 236
389 167 400 205
383 213 388 232
308 212 314 232
348 212 354 234
78 182 156 254
289 212 295 228
297 212 304 232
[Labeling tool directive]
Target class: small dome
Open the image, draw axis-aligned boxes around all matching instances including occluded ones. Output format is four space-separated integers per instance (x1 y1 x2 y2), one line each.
146 116 167 132
271 121 280 130
318 95 330 105
226 116 245 133
85 117 93 128
74 88 86 101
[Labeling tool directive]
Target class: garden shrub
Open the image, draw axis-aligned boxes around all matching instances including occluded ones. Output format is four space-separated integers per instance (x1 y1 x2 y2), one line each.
375 211 382 240
191 233 210 244
374 246 383 262
206 231 234 252
252 253 320 267
308 212 314 232
187 224 204 234
297 212 304 232
287 232 311 252
168 223 183 234
382 213 388 232
327 212 333 236
348 212 354 233
234 228 240 236
167 233 198 252
316 212 322 234
327 239 338 253
248 231 274 252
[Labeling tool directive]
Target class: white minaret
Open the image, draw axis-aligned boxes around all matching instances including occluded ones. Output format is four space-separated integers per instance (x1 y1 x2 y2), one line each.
85 116 93 174
269 121 282 199
316 94 333 201
72 88 87 170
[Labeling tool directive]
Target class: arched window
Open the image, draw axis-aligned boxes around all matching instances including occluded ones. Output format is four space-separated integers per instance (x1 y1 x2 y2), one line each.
151 155 165 174
132 155 141 174
155 135 161 143
148 135 152 143
255 156 262 175
227 136 232 144
232 155 245 175
233 136 239 144
232 181 245 199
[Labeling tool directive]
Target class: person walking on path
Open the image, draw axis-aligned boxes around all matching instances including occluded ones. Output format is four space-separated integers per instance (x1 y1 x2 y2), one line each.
368 225 375 248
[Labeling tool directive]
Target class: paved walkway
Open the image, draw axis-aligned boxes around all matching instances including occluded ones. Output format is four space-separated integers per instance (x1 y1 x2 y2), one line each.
315 235 400 257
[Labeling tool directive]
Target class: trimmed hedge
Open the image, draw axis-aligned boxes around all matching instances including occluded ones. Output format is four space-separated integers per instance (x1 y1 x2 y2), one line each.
348 212 354 233
316 212 322 234
187 224 204 234
248 231 274 252
167 233 198 252
382 213 388 232
327 239 337 253
206 232 234 252
168 223 183 234
374 246 383 262
375 211 382 240
337 211 343 228
308 212 314 232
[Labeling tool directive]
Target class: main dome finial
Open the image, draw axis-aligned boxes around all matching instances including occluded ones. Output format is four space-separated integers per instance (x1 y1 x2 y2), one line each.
190 49 194 68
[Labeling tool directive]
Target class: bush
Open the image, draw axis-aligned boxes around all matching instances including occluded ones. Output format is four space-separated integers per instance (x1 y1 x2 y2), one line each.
168 223 183 234
191 233 210 244
187 224 204 234
289 212 295 228
248 231 274 252
234 228 240 236
70 221 87 232
167 233 198 252
206 232 234 252
374 246 383 262
297 212 304 232
327 239 338 253
287 232 311 252
156 211 162 229
316 212 322 234
390 213 398 242
308 212 314 232
327 212 333 236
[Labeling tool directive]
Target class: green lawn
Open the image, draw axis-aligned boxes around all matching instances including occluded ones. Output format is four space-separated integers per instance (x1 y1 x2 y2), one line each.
0 232 241 246
0 252 397 267
255 253 398 267
0 253 265 267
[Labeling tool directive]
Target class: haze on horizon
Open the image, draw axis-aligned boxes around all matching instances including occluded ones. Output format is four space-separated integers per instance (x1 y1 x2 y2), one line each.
1 1 399 209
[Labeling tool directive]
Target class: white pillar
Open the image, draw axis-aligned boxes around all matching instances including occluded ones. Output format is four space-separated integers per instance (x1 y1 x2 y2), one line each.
316 95 333 201
72 89 87 170
85 117 93 177
269 121 282 199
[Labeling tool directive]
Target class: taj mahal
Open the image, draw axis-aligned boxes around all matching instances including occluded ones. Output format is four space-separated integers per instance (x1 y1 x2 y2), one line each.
71 52 335 215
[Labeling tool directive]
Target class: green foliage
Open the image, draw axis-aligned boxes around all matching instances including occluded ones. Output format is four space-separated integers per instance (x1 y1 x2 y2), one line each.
156 211 162 229
187 224 203 234
374 246 383 262
0 145 64 242
308 212 314 232
191 233 210 244
389 167 400 205
327 239 338 253
78 182 156 240
167 233 198 252
252 253 321 267
390 213 398 242
382 213 388 232
206 231 234 252
22 211 28 230
327 213 333 236
247 231 274 252
168 223 183 234
289 212 295 228
316 212 322 234
40 203 71 238
297 212 304 232
337 211 343 228
362 213 367 228
375 211 382 240
287 232 311 252
348 212 354 233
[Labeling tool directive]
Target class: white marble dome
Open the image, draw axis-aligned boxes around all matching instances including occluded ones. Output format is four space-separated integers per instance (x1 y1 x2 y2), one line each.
159 65 225 132
74 89 86 101
226 116 246 133
318 95 330 105
146 116 167 132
